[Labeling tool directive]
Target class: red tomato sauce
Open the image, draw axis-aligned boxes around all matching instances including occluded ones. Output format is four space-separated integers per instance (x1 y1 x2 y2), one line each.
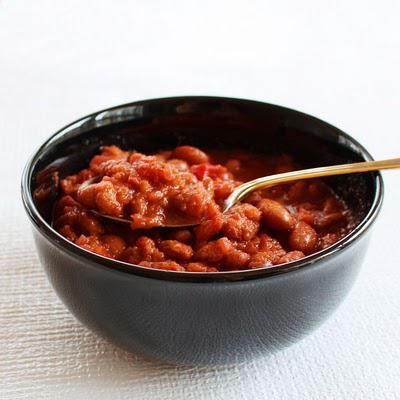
52 145 355 272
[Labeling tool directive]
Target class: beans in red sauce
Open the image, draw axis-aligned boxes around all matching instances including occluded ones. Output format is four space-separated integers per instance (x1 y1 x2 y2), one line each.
53 145 355 272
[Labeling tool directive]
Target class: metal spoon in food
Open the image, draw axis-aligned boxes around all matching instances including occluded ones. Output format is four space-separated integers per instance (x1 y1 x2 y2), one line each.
88 157 400 228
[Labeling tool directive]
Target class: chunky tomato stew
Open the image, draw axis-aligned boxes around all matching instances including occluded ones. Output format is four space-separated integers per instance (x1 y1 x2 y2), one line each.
53 145 355 272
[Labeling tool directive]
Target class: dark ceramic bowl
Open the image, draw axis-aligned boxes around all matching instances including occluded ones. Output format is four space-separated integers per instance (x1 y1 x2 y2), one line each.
21 96 383 366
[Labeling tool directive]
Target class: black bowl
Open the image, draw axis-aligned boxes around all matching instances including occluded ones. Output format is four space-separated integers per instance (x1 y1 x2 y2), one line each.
21 96 383 365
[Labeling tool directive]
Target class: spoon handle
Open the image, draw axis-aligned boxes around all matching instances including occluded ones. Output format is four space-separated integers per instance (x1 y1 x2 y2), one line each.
223 157 400 211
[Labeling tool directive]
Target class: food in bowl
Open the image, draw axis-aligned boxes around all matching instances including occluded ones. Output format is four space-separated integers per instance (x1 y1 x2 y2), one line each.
23 97 383 365
49 145 356 272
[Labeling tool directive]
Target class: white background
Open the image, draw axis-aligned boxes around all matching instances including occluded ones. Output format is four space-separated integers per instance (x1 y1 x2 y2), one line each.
1 1 399 399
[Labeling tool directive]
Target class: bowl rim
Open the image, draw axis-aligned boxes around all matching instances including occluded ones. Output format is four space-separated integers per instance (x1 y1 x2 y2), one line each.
21 95 384 283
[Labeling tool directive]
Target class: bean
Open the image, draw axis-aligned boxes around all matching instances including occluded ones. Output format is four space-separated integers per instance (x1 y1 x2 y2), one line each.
248 252 273 269
160 240 193 261
172 146 209 165
194 211 223 243
78 211 104 235
185 262 209 272
289 222 318 254
136 236 165 262
102 234 126 257
167 158 189 171
258 198 296 231
222 204 261 241
168 229 193 244
139 261 185 271
95 180 123 217
225 249 250 269
196 238 233 263
278 251 305 264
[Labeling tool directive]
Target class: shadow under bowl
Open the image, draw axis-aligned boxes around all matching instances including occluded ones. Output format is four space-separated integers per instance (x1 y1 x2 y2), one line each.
21 96 383 365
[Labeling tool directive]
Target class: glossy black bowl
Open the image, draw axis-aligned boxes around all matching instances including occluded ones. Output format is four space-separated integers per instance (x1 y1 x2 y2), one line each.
21 96 383 365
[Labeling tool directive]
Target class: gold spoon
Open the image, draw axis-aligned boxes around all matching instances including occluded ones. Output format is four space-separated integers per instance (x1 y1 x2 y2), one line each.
86 157 400 228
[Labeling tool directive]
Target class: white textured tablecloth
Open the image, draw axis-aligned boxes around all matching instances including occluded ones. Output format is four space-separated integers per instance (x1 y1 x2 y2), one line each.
1 1 400 399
